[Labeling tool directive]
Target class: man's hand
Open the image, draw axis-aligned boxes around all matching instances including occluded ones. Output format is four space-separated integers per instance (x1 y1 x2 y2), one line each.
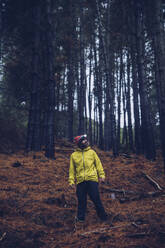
99 177 105 184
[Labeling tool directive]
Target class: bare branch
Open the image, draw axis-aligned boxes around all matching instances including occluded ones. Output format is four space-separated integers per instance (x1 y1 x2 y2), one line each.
126 232 151 238
0 232 6 241
79 223 131 237
143 172 163 190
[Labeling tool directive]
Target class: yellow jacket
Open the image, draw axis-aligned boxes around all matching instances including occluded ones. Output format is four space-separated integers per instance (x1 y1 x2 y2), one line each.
69 146 105 185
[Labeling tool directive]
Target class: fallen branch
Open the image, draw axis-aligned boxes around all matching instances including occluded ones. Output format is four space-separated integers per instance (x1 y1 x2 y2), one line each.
101 188 136 194
131 222 141 228
79 223 131 237
143 172 162 190
126 232 150 238
119 190 164 203
0 232 6 241
101 186 165 203
0 187 13 192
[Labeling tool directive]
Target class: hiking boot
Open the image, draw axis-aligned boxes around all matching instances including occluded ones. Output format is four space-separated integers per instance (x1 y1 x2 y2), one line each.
74 216 85 223
100 213 114 223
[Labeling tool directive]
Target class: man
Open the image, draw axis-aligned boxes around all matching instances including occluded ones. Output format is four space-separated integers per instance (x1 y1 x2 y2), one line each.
69 134 108 222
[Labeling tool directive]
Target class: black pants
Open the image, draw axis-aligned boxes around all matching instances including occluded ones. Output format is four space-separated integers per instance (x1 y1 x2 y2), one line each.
76 181 107 221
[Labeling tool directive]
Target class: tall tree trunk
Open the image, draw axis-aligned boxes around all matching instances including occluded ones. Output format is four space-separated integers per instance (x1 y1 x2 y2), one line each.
135 2 156 160
67 0 76 142
93 37 104 149
84 64 88 134
122 73 128 148
0 1 2 59
109 52 118 156
126 51 134 151
130 35 141 154
93 96 97 144
26 5 41 152
67 62 74 142
88 45 93 145
117 51 123 151
152 0 165 167
78 10 85 134
44 0 56 159
96 0 117 154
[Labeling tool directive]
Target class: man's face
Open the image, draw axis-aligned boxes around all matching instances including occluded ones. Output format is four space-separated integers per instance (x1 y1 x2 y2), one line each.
81 138 89 146
78 138 89 149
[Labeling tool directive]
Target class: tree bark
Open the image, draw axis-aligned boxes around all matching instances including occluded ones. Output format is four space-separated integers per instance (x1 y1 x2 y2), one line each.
93 36 104 149
126 51 134 151
26 5 41 152
130 33 141 155
135 2 155 160
67 0 76 142
117 52 122 152
44 0 56 159
88 45 93 145
77 8 85 134
152 0 165 167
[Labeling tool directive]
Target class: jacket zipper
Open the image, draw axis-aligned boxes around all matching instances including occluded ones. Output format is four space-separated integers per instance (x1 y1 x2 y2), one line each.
82 151 85 180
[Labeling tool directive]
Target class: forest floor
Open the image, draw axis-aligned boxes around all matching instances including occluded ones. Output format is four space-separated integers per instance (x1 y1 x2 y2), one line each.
0 140 165 248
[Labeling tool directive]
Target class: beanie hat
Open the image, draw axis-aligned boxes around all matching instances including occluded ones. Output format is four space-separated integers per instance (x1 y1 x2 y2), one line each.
74 134 87 144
